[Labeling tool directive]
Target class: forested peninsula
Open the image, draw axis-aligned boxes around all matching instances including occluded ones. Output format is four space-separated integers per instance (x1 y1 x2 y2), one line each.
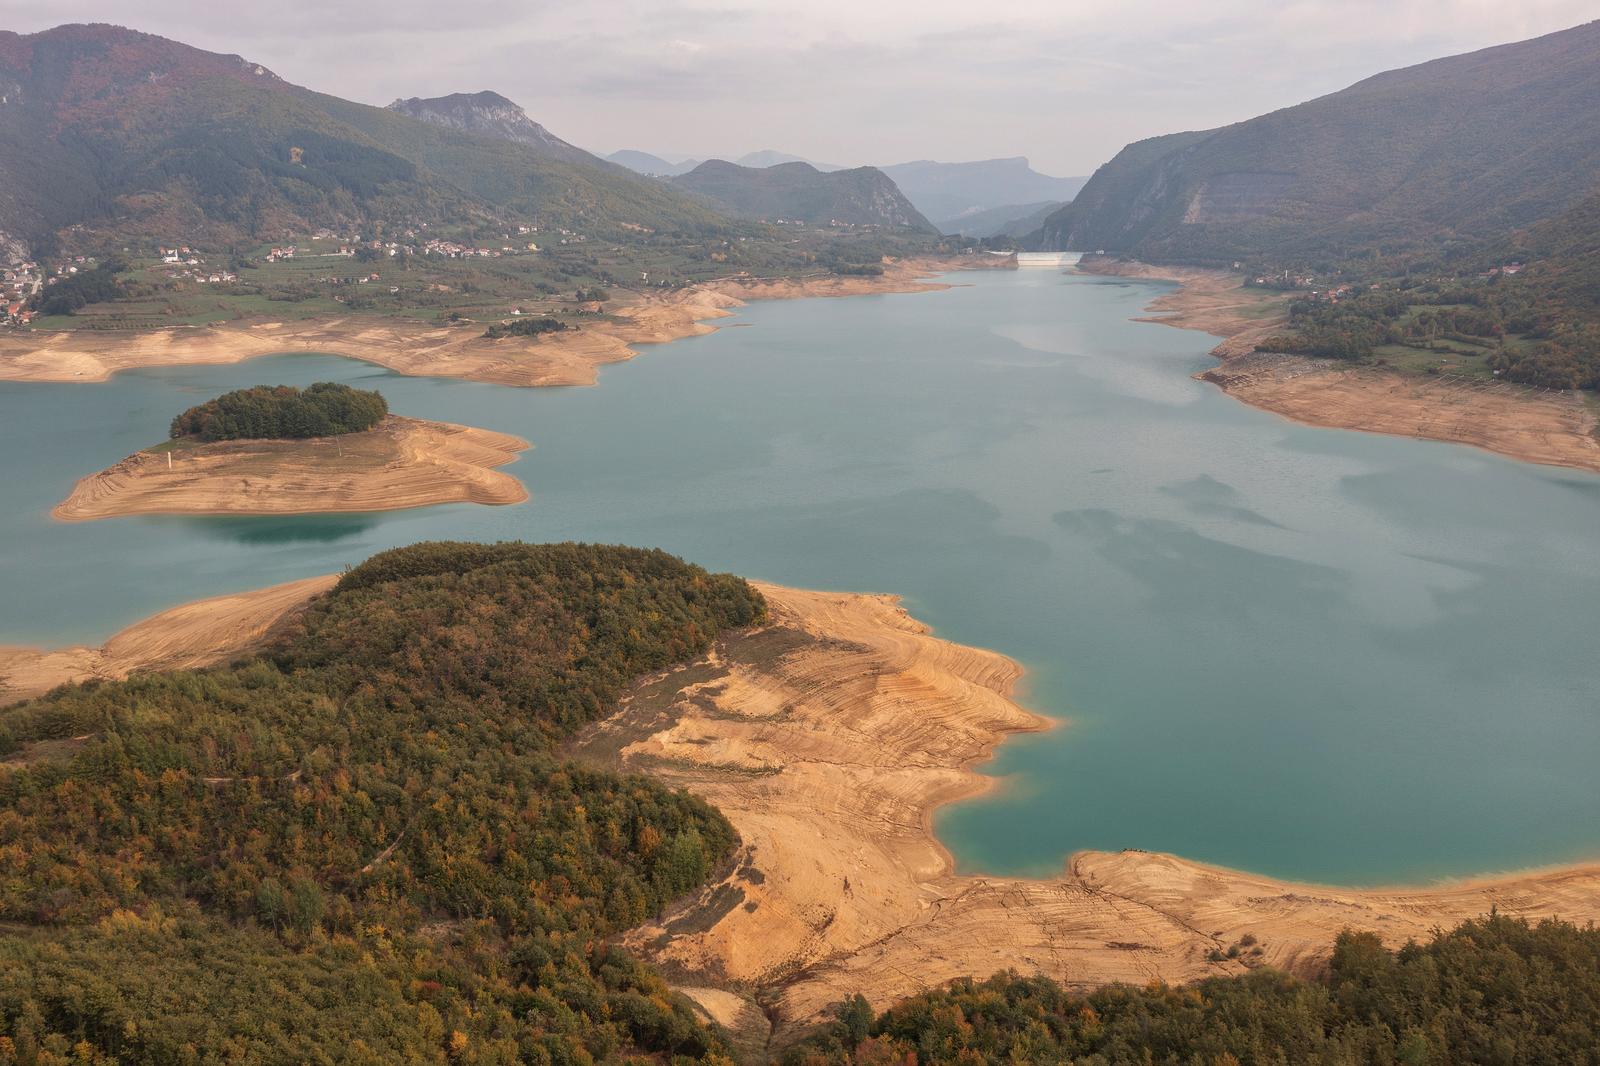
0 543 765 1063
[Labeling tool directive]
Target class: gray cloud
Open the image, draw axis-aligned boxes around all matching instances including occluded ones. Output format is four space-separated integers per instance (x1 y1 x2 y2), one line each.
3 0 1594 175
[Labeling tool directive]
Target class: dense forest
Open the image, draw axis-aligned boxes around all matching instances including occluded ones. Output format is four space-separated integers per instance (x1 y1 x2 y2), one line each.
169 382 390 441
788 914 1600 1065
0 541 766 1064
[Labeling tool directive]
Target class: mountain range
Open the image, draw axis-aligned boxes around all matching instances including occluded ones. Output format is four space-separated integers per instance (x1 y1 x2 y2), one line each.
938 200 1065 239
606 149 846 177
878 158 1087 231
0 24 730 256
669 160 934 230
1030 19 1600 265
609 150 1084 236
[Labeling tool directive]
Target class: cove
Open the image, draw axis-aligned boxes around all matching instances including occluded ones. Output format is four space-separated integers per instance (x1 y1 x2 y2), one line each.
2 268 1598 886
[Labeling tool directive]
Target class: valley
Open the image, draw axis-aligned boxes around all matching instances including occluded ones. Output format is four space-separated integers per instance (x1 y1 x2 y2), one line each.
2 10 1600 1064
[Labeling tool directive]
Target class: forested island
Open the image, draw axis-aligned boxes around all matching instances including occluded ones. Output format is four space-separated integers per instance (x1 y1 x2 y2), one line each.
170 382 389 442
56 410 529 521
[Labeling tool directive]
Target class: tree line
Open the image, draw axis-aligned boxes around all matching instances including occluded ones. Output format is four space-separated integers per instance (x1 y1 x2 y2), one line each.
483 316 572 340
169 382 389 441
787 913 1600 1065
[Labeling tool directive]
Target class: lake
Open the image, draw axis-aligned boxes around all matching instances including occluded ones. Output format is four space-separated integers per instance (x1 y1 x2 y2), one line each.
3 267 1598 885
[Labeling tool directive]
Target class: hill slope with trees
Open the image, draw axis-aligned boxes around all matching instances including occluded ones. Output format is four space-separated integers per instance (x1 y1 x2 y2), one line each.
789 914 1600 1065
1031 20 1600 265
671 161 936 231
0 24 733 257
0 541 764 1063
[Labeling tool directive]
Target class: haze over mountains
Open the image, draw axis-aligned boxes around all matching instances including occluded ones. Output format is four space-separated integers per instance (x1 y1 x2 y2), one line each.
879 158 1087 232
609 149 1084 236
605 150 843 177
669 160 934 231
1031 19 1600 265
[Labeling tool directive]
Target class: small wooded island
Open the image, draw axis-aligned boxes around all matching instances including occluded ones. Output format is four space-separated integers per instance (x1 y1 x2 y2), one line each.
166 381 391 441
53 383 529 520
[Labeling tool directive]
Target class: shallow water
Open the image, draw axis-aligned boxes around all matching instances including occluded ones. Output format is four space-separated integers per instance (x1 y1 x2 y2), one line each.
3 268 1598 885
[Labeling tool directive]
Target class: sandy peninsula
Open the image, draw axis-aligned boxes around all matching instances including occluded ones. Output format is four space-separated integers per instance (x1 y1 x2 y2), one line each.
52 415 528 520
571 583 1600 1043
0 255 1001 389
1082 258 1600 475
0 574 335 705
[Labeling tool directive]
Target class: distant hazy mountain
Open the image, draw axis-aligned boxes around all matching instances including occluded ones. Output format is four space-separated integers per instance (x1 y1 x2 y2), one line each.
936 201 1066 239
881 159 1087 226
610 151 1086 230
0 25 730 254
734 150 846 172
607 149 847 176
606 150 701 176
1031 20 1600 261
386 91 595 165
671 161 935 230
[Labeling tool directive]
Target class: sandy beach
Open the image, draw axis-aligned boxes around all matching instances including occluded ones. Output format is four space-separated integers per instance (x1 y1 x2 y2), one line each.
572 583 1600 1043
0 256 999 389
1082 258 1600 475
0 574 336 704
51 415 528 520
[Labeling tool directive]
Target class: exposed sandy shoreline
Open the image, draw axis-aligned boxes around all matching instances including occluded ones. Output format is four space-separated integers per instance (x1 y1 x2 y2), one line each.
572 583 1600 1041
1081 258 1600 475
0 574 336 705
7 573 1598 1041
51 415 528 520
0 256 1000 388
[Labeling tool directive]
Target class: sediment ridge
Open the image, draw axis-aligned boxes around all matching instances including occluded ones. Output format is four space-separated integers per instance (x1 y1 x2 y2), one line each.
1081 258 1600 475
52 415 528 520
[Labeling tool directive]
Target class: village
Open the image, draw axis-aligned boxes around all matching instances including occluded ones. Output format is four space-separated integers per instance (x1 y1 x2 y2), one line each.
2 259 41 325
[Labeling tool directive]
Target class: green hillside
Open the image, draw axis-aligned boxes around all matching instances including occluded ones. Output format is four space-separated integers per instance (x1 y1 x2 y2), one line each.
0 24 733 256
1032 20 1600 265
672 161 936 231
0 541 764 1063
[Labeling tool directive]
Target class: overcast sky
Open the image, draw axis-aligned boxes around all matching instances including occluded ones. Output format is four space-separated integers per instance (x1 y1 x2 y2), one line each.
5 1 1596 175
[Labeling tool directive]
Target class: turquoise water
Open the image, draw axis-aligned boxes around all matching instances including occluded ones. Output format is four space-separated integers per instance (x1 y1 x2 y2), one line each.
3 269 1598 885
